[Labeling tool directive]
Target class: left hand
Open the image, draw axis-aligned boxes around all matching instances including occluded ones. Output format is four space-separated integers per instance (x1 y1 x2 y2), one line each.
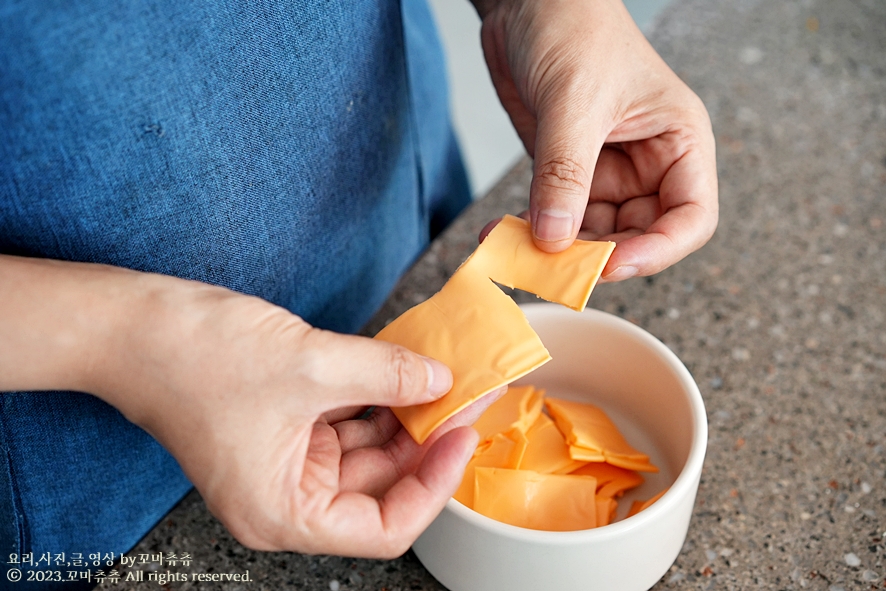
329 387 505 499
473 0 718 281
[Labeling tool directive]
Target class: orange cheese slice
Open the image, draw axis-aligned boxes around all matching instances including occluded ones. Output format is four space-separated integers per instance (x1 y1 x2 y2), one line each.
570 462 645 498
376 262 551 443
568 445 606 462
472 385 544 443
603 455 659 473
473 468 598 531
595 496 618 527
461 386 662 530
546 397 658 473
627 487 669 518
453 431 525 509
518 413 585 474
376 216 614 444
468 216 616 311
568 446 659 473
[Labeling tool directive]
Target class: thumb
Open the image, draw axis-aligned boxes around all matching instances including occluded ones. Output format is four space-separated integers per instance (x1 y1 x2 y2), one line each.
529 92 607 253
306 330 453 411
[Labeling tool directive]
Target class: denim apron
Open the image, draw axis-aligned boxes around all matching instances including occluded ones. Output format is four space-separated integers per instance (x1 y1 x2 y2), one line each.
0 0 470 583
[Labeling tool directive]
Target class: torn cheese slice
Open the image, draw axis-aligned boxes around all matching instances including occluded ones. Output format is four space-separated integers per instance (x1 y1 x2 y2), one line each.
568 445 659 473
568 445 606 462
376 262 551 443
469 215 616 311
546 397 653 460
603 454 659 473
473 467 598 531
454 431 524 509
472 385 544 443
376 216 614 444
570 462 645 498
460 385 663 530
627 487 669 518
519 413 585 474
595 496 618 527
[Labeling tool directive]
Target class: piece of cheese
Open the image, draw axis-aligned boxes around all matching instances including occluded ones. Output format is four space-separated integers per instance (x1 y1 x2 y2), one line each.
595 496 618 527
546 397 659 472
376 216 614 443
468 216 616 311
545 397 645 457
626 488 669 518
473 467 598 531
376 262 551 443
518 413 585 474
568 445 606 462
461 385 661 531
602 455 659 473
472 385 544 443
453 430 526 509
568 444 659 472
570 462 645 498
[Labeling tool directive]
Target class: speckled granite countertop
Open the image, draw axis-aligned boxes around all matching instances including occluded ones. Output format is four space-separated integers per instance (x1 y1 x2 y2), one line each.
107 0 885 589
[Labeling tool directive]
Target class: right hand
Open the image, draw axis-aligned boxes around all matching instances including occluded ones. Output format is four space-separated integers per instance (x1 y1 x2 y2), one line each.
473 0 718 280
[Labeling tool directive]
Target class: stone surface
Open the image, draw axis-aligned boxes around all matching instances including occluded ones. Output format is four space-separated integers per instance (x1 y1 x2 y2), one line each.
106 0 885 588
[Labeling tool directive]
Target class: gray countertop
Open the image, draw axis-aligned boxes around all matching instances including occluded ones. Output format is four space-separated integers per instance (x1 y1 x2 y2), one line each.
108 0 885 589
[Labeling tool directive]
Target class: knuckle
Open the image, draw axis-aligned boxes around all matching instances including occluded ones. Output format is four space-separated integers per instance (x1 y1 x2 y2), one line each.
387 345 424 399
535 156 590 193
377 534 412 559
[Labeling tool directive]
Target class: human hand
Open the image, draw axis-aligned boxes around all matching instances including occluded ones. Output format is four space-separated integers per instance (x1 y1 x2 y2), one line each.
92 279 491 558
473 0 718 281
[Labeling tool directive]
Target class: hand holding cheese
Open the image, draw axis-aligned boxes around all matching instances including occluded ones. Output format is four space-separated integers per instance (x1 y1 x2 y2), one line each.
376 216 614 444
471 0 719 280
0 255 483 559
126 293 489 559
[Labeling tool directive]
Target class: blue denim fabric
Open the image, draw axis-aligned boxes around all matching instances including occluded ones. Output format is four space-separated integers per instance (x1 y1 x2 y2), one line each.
0 0 470 586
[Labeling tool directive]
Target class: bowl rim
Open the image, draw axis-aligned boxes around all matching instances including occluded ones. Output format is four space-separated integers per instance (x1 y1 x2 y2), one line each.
441 303 708 544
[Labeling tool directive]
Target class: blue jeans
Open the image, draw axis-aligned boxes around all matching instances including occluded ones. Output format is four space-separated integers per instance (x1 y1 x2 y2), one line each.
0 0 470 586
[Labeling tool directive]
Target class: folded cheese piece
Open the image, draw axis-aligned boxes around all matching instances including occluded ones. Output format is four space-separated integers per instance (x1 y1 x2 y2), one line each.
603 454 659 473
473 467 598 531
518 413 585 475
627 487 669 518
595 496 618 527
472 385 545 444
567 445 606 462
545 397 642 456
546 397 659 473
375 216 614 443
468 215 616 311
570 461 645 498
453 430 526 509
460 386 660 529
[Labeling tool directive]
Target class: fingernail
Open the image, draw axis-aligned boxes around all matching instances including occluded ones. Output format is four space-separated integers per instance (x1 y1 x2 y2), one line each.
603 265 639 282
422 357 452 397
535 209 574 242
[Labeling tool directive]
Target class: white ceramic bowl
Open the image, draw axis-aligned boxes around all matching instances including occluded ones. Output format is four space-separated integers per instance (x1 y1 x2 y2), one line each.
412 304 707 591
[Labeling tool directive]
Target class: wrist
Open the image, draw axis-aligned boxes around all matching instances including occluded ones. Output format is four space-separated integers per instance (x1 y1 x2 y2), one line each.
0 255 204 423
0 256 128 392
88 267 218 426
